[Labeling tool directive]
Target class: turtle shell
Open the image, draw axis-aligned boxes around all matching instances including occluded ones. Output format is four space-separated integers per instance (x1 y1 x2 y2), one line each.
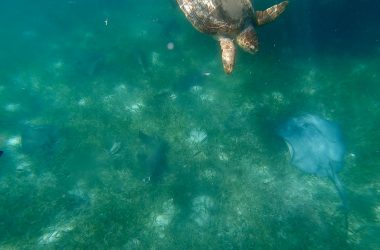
177 0 255 36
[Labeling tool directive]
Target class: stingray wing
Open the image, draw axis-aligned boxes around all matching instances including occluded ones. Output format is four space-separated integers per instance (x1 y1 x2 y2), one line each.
279 114 345 176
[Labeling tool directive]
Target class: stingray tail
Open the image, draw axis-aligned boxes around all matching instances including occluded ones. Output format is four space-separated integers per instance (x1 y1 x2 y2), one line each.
328 166 349 231
331 173 347 209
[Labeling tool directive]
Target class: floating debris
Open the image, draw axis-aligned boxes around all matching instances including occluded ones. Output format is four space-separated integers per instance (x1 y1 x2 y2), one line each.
167 42 175 50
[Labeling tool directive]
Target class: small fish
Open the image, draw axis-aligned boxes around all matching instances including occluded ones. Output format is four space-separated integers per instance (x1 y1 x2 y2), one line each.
0 151 3 157
108 142 122 159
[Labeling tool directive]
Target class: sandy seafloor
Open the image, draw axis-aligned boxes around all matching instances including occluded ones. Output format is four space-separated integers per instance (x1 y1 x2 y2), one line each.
0 0 379 249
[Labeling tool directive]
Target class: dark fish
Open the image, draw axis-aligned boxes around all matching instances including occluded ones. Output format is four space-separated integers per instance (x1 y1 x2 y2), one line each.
21 124 59 154
86 53 105 77
69 50 106 78
133 48 150 75
168 0 177 9
156 18 181 38
0 151 3 157
138 131 169 182
78 51 106 77
174 70 207 92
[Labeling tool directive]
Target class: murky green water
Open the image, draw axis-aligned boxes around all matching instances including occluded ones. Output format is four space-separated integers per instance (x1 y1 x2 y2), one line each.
0 0 379 249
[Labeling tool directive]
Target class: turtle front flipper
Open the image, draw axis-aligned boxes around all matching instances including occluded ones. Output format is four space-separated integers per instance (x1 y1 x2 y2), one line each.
219 37 236 74
236 26 259 54
255 1 289 26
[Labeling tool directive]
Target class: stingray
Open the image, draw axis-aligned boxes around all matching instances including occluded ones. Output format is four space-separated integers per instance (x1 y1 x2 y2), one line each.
138 131 169 182
277 114 347 209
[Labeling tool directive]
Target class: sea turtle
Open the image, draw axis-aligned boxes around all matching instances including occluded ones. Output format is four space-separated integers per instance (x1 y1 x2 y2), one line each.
176 0 289 74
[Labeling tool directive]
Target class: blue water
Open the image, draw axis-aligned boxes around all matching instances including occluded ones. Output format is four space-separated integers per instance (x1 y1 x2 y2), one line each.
0 0 379 249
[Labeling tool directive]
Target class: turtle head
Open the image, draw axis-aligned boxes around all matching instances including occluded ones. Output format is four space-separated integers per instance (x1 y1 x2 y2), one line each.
219 37 236 74
236 26 259 54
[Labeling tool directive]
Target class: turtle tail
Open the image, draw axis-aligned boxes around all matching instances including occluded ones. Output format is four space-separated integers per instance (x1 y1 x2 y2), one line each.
219 38 236 74
255 1 289 26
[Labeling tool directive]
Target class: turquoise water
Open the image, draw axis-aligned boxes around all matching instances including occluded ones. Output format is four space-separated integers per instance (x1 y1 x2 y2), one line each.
0 0 379 249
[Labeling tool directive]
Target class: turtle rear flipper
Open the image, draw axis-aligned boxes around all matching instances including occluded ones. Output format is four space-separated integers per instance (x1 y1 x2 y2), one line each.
236 26 259 54
256 1 289 26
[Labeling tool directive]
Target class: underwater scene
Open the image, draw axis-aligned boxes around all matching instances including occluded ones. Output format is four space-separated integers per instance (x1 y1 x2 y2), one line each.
0 0 379 249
